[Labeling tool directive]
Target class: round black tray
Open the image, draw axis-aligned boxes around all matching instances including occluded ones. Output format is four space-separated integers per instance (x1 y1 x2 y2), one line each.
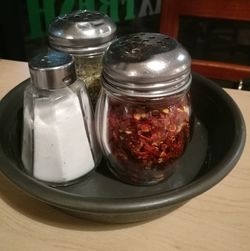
0 73 246 223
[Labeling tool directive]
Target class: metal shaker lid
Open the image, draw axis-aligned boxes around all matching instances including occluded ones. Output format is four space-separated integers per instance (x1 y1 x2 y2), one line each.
48 10 117 55
28 51 76 90
102 33 192 97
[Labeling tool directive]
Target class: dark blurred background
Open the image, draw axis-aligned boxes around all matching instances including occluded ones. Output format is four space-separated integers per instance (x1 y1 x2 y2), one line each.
0 0 161 61
1 0 250 76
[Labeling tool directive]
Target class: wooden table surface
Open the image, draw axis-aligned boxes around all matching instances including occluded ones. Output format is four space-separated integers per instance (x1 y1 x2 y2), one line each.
0 59 249 251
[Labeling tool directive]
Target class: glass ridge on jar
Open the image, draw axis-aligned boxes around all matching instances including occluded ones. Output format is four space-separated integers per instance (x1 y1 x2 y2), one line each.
48 10 117 108
96 33 192 185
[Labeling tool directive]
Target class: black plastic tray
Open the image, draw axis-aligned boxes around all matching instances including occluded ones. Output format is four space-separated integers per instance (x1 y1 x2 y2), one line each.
0 73 246 223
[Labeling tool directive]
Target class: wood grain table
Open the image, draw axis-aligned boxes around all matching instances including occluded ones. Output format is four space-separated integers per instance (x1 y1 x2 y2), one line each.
0 59 249 251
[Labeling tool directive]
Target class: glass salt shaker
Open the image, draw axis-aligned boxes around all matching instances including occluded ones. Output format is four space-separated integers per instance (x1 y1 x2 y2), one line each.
48 10 117 107
96 33 192 185
22 51 101 186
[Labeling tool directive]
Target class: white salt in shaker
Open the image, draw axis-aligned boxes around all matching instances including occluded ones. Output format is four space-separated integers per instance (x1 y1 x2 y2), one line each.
22 51 101 186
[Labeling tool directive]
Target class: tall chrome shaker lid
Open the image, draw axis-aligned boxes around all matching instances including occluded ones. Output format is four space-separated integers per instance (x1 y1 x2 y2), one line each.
29 51 76 90
48 10 117 55
102 33 192 97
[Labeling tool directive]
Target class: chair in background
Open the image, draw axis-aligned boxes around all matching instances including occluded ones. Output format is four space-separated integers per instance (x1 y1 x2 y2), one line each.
160 0 250 83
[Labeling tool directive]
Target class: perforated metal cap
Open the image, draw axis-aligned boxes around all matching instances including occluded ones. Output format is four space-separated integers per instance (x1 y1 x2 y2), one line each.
48 10 117 55
102 33 192 97
28 51 76 90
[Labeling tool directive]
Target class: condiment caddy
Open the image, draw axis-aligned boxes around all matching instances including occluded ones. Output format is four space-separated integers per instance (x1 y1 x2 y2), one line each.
0 9 246 223
0 72 245 222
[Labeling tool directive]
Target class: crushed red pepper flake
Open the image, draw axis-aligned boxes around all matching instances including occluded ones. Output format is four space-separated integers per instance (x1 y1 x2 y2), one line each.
107 96 191 174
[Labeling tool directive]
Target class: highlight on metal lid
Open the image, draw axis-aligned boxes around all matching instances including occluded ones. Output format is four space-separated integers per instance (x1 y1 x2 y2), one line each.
28 51 76 90
102 32 192 97
48 10 117 55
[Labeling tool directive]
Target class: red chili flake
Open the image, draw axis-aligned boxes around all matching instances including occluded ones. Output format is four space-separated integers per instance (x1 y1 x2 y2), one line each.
107 95 191 182
139 124 151 132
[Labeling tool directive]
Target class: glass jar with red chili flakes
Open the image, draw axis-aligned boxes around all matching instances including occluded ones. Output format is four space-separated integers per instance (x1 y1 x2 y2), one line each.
96 33 192 185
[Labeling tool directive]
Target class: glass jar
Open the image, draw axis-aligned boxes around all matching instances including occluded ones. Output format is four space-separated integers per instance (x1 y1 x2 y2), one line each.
96 33 192 185
22 51 101 186
48 10 117 108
